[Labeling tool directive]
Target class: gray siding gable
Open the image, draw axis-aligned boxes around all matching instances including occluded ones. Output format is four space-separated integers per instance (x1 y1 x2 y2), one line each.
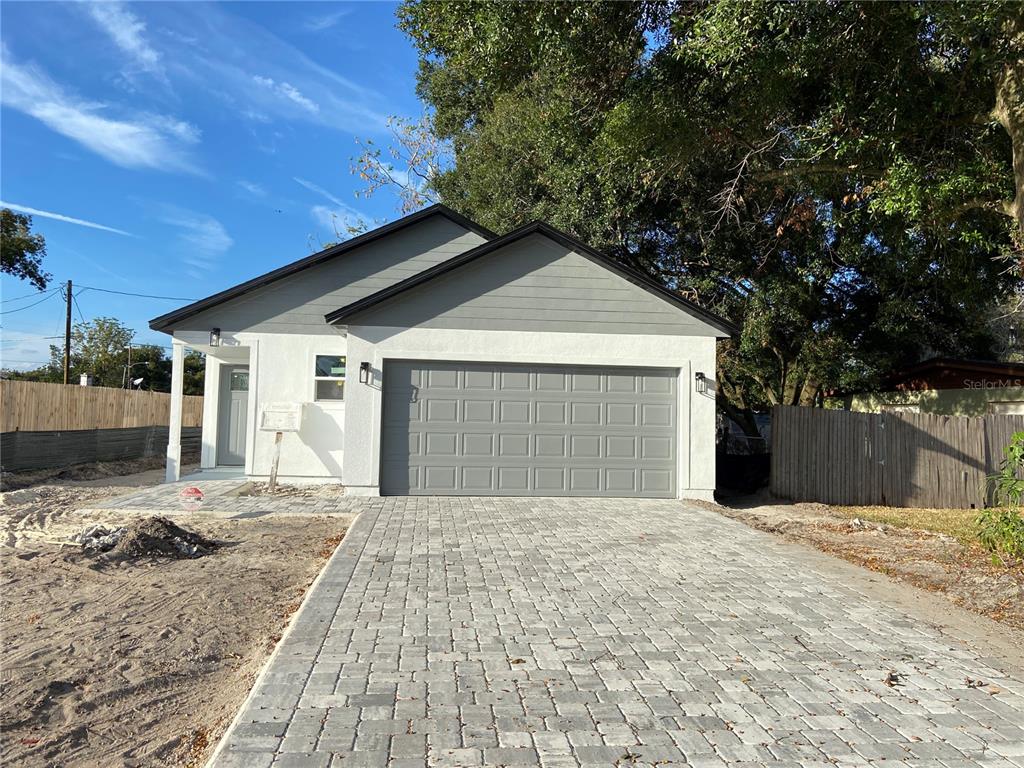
174 216 486 335
345 233 724 337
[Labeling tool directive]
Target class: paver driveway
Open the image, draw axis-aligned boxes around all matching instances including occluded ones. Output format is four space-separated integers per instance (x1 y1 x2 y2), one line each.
212 499 1024 768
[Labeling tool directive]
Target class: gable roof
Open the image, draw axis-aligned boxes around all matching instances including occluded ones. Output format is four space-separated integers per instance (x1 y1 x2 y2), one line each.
324 220 737 337
149 204 495 332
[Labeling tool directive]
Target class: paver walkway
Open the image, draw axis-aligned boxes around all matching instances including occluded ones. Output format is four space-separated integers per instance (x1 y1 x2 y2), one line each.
212 498 1024 768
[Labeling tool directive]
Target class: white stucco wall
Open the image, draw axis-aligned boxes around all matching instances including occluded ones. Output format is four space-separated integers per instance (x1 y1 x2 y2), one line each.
177 329 348 482
342 326 718 500
179 326 718 496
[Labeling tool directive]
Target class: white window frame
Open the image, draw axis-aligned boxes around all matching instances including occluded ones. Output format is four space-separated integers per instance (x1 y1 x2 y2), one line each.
312 353 346 404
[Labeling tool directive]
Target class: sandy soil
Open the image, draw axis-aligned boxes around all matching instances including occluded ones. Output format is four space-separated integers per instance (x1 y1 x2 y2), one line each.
0 476 349 768
701 494 1024 631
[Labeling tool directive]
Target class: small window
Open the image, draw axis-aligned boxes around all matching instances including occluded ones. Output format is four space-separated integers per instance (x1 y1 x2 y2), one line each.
314 355 345 401
230 370 249 392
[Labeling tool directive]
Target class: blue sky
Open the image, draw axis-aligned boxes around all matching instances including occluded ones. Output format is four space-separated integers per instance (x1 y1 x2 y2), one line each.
1 1 421 369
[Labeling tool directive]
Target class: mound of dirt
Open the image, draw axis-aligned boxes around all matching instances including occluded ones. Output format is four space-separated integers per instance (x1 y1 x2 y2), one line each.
75 516 217 560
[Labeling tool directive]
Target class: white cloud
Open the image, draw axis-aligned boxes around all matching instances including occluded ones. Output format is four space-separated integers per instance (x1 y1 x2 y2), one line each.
236 180 267 197
163 4 387 133
293 177 368 237
0 201 134 236
293 176 350 209
252 75 319 114
311 204 363 236
85 1 164 77
303 8 351 33
0 46 200 173
159 207 232 277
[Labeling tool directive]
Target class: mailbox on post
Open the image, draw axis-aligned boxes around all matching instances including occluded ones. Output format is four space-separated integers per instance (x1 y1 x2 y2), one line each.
259 403 304 490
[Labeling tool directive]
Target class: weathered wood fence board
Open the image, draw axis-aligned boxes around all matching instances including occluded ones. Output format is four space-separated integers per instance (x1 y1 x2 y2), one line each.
770 405 1024 508
0 380 202 432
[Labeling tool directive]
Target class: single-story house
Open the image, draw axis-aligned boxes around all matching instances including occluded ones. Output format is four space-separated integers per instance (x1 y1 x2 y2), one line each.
151 205 735 499
833 357 1024 416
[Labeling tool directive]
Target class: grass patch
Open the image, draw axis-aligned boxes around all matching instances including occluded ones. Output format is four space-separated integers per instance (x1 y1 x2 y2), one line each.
830 505 979 544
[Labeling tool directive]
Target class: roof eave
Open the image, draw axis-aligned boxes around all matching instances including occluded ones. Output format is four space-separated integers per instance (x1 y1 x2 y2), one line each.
148 205 496 333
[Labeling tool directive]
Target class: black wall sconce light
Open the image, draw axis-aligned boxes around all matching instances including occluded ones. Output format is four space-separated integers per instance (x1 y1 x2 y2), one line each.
209 327 221 347
359 361 371 384
695 371 707 394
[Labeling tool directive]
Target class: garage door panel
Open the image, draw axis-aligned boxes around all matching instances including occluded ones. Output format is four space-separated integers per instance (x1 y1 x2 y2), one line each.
606 435 637 459
425 399 458 422
534 466 566 492
536 371 567 391
381 361 677 497
499 401 530 423
571 373 602 392
571 402 602 425
536 401 567 424
499 433 530 457
463 400 495 422
498 466 530 491
606 468 638 492
463 433 494 457
535 434 566 457
464 370 496 389
606 403 638 426
461 466 494 491
424 432 457 456
641 469 673 493
500 370 531 390
642 403 673 427
424 465 457 490
570 467 601 493
641 435 673 460
570 434 601 458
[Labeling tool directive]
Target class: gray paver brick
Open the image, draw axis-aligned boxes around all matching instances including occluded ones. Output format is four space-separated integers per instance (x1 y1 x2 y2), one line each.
208 498 1024 768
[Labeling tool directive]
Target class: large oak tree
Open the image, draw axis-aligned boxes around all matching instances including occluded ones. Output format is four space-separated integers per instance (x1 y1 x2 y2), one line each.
358 1 1023 434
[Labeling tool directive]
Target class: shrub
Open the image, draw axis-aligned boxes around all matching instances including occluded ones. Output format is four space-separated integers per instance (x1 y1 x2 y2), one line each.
980 431 1024 564
976 508 1024 564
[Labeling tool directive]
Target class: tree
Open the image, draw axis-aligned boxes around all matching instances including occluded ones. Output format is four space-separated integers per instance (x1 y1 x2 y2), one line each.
2 317 205 395
361 1 1022 434
1 208 50 290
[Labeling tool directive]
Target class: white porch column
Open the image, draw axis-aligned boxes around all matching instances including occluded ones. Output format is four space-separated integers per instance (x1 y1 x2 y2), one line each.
165 340 185 483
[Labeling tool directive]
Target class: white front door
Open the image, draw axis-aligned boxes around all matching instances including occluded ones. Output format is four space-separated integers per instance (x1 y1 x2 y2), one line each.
217 365 249 466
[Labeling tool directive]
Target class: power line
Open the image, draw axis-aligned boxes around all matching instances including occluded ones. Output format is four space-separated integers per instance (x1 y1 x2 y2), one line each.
72 293 87 324
1 286 61 304
77 285 198 302
0 290 61 315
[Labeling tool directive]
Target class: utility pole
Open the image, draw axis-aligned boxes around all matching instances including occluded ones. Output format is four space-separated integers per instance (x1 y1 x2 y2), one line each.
63 279 72 385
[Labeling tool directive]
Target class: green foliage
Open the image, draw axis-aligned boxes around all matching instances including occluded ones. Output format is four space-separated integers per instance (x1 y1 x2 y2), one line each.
1 208 50 290
378 1 1023 431
980 431 1024 564
2 317 204 395
976 508 1024 564
989 430 1024 507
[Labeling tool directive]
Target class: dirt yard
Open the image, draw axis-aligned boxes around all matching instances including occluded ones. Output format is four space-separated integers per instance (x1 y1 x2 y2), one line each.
0 474 349 767
703 494 1024 630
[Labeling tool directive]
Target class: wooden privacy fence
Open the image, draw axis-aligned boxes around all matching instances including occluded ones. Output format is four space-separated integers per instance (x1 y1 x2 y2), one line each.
770 405 1024 509
1 380 202 432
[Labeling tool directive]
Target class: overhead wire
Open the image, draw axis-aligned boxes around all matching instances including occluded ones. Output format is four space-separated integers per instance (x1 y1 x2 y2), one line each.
76 285 198 302
1 286 61 304
0 289 62 315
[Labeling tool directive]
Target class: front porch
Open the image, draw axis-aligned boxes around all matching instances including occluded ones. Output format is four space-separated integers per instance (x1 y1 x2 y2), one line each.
165 335 252 483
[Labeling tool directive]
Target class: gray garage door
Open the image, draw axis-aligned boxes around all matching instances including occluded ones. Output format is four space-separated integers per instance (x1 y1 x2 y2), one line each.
381 361 677 497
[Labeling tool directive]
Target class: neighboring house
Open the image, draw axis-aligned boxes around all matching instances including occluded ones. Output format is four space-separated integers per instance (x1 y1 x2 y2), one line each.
836 357 1024 416
151 205 735 499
